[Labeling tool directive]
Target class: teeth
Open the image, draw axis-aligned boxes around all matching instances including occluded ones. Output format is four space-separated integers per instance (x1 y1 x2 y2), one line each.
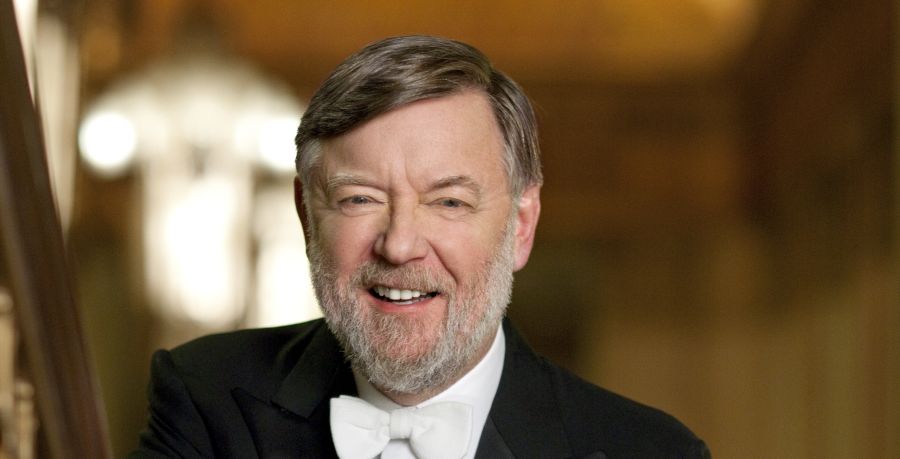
373 285 426 301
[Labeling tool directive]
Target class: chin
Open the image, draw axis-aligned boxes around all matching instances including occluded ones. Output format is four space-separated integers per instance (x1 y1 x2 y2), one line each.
365 308 445 359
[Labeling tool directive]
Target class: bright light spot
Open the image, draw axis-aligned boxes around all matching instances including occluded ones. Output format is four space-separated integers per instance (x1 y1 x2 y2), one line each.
13 0 37 91
251 187 320 327
160 178 245 326
12 0 37 38
233 113 264 158
255 241 319 327
78 111 137 177
257 117 300 174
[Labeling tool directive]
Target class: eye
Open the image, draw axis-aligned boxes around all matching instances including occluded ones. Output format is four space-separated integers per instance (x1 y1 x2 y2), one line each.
337 195 380 209
430 197 474 213
438 198 464 208
344 195 372 205
335 194 382 215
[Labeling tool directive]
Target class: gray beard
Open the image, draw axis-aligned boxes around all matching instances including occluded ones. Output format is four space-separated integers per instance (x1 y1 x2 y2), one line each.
307 217 515 395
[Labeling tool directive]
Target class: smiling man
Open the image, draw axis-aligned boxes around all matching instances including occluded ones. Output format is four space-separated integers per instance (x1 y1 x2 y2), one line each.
133 36 709 458
305 90 524 406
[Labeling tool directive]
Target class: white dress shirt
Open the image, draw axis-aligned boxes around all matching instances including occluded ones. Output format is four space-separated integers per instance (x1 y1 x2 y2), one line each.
351 324 506 459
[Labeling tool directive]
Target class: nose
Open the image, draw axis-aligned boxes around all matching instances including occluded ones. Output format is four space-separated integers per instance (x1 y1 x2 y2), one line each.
373 201 428 265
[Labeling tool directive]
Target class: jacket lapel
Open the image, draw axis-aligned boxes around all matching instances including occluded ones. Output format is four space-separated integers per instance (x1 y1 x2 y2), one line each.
233 321 356 458
473 416 516 459
270 321 357 416
476 319 572 458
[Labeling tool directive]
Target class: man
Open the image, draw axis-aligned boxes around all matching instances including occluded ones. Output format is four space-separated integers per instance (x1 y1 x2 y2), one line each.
133 36 709 458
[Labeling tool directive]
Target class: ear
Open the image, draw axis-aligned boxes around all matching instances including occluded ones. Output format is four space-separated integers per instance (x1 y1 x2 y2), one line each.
294 176 312 247
512 184 541 271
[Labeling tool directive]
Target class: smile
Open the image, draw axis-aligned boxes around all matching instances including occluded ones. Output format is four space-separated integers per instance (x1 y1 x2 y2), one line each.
370 285 439 305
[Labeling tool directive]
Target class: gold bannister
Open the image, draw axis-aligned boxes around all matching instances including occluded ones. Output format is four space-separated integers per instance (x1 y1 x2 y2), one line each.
0 0 111 456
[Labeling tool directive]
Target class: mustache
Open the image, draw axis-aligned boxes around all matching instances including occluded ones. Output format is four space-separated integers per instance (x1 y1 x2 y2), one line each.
350 260 453 294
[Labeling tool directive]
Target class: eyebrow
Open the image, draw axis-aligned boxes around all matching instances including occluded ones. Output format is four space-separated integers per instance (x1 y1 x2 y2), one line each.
323 174 377 196
427 175 483 199
323 173 483 198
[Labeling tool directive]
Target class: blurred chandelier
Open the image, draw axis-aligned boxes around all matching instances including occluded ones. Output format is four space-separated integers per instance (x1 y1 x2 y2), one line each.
78 38 319 329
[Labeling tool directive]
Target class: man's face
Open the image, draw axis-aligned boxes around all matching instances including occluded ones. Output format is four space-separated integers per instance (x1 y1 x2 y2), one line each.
302 91 540 396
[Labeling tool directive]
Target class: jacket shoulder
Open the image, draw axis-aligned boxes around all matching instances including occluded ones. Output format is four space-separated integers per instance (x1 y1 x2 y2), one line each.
165 318 327 387
499 320 709 458
132 319 335 457
548 362 709 458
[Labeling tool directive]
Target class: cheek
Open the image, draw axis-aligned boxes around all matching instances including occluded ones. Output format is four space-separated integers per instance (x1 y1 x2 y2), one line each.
316 215 380 274
428 222 499 283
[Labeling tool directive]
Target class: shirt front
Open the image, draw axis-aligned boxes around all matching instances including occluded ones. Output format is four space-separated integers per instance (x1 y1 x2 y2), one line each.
351 324 506 459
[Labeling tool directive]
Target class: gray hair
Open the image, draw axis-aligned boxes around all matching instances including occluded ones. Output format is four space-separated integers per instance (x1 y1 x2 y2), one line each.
294 35 542 198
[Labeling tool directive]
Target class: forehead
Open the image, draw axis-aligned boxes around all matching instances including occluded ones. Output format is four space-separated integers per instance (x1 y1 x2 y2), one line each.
318 91 508 189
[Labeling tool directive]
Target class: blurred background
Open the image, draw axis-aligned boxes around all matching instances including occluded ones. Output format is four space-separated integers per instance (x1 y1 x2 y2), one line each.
4 0 897 457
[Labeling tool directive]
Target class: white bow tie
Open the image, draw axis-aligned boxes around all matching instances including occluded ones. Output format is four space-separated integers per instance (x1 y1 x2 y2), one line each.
329 395 473 459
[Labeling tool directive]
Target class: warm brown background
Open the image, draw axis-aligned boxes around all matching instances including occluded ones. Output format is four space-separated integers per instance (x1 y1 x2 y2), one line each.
57 0 899 457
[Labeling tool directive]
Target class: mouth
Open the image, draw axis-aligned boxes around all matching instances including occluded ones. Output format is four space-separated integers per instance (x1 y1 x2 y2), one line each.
369 285 440 305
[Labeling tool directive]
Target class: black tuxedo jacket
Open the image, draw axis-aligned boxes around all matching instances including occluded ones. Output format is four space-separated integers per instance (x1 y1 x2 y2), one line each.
131 318 709 458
